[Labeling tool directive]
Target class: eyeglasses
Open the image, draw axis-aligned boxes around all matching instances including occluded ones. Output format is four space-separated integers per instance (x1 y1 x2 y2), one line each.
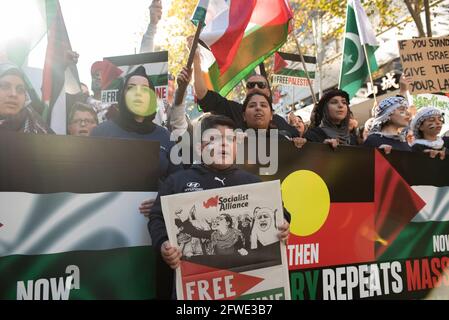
71 118 97 125
246 81 267 89
0 81 26 95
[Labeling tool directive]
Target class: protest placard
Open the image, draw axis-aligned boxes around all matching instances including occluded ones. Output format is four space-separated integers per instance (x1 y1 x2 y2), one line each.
161 180 291 300
398 36 449 94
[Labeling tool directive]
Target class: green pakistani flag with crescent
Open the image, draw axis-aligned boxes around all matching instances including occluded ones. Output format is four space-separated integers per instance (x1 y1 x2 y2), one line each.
339 0 379 99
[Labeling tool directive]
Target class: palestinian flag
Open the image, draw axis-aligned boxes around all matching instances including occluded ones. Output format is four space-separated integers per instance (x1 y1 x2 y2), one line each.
373 151 449 299
197 0 293 96
41 0 81 134
100 51 168 103
272 52 316 87
0 132 161 300
192 0 256 74
379 186 449 260
378 151 449 262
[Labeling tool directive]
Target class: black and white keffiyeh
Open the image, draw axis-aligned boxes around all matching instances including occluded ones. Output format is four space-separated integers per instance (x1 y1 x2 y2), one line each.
410 106 444 140
371 96 409 133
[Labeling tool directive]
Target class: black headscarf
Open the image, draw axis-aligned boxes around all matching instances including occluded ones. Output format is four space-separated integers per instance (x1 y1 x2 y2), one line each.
0 62 53 134
113 65 156 134
312 89 352 145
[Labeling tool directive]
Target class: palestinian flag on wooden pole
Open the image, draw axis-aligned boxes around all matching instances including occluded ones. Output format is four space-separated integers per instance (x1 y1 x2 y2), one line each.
42 0 81 134
272 52 316 87
339 0 378 100
193 0 256 74
172 0 209 106
197 0 293 97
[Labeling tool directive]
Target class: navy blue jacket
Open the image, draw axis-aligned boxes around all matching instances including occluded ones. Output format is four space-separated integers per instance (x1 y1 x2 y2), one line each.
364 134 412 152
148 164 261 252
91 120 180 179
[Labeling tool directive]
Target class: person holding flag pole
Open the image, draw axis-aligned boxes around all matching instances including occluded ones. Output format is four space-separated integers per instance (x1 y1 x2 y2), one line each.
172 1 205 106
188 0 301 141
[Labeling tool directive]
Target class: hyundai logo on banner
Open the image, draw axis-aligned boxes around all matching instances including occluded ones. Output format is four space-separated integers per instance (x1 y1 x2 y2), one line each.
187 182 200 188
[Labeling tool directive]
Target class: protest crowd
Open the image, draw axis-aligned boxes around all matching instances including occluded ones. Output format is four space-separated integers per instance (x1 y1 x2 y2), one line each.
1 0 449 301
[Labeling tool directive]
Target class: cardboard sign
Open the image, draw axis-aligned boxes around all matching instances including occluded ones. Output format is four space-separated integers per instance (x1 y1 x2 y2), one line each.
398 36 449 94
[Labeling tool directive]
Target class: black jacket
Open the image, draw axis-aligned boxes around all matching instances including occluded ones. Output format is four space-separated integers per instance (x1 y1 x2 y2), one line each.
198 90 299 138
304 127 358 145
363 134 412 152
411 136 449 154
148 164 261 252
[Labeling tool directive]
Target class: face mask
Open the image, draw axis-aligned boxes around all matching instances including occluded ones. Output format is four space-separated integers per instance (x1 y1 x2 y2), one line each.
125 84 157 117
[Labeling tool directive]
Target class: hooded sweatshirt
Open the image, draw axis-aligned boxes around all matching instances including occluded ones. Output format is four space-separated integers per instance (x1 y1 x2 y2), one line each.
148 164 262 252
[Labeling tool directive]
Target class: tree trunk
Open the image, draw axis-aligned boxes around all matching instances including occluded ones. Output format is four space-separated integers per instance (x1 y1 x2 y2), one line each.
404 0 426 37
424 0 432 37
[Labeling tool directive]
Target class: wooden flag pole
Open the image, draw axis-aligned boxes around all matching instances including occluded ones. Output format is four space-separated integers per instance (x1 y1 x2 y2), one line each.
174 21 204 106
258 62 267 78
363 44 378 106
291 33 318 106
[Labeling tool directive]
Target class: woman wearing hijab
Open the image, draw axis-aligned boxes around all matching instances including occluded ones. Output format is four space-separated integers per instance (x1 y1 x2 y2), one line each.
0 62 52 134
410 106 448 159
91 65 179 178
364 96 412 153
304 89 356 148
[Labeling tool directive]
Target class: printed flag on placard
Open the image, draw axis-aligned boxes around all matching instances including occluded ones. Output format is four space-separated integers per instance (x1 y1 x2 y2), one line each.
90 52 168 123
196 0 293 96
272 52 316 87
339 0 378 99
99 51 168 104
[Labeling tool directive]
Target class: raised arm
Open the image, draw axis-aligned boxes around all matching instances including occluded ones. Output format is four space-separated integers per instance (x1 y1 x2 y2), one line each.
139 0 162 53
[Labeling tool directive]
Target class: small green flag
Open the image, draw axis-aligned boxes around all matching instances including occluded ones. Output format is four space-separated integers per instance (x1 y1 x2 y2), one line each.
339 0 379 99
191 0 209 26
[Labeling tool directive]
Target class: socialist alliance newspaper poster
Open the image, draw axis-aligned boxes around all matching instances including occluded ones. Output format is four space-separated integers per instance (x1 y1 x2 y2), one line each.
161 180 291 300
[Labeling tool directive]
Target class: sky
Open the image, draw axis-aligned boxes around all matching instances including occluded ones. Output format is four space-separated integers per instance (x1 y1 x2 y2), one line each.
26 0 171 91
